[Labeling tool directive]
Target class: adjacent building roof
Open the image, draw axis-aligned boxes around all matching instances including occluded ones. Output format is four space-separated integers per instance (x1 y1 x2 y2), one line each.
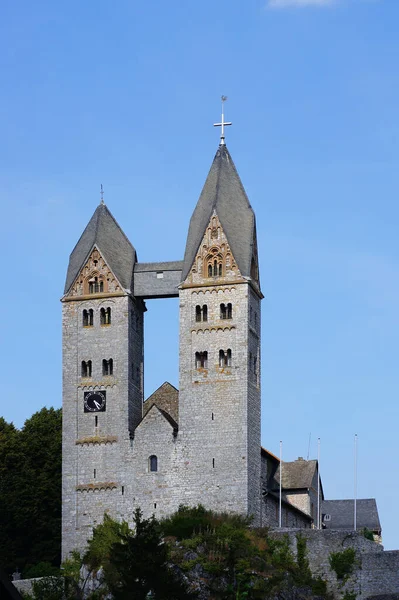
143 382 179 424
323 499 381 533
64 203 137 294
273 458 318 491
182 144 259 285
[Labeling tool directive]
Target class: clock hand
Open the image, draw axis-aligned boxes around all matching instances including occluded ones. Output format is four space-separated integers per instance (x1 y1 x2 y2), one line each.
94 400 101 409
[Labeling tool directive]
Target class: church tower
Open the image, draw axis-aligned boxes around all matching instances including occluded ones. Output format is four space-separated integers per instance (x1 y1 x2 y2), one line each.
61 202 145 556
178 141 263 523
61 107 263 557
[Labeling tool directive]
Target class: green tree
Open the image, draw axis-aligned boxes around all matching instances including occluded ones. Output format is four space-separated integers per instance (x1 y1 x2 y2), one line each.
0 408 62 574
106 508 195 600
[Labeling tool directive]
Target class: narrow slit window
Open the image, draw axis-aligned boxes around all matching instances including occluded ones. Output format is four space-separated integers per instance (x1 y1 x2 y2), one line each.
149 455 158 472
226 349 232 367
212 458 215 468
122 486 124 495
95 416 98 427
202 305 208 322
220 303 226 319
226 303 232 319
219 349 225 368
93 469 96 479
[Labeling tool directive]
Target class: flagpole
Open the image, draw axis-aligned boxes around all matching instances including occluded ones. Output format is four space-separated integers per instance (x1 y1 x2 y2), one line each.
279 440 282 528
317 437 320 529
354 434 358 531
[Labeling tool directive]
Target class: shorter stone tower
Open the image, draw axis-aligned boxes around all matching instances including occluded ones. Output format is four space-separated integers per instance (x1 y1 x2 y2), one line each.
62 204 145 553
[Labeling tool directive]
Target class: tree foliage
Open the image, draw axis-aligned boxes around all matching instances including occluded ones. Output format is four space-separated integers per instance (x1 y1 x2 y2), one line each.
0 408 62 574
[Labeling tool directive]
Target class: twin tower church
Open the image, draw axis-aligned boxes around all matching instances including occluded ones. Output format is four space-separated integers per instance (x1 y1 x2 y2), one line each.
62 116 327 559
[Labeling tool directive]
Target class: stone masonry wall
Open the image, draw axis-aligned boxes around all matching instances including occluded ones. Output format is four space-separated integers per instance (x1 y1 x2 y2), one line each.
177 279 261 521
270 529 399 600
62 294 144 558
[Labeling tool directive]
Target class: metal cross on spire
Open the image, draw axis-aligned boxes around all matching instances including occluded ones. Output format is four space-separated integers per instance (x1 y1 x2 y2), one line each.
214 95 232 145
100 184 104 205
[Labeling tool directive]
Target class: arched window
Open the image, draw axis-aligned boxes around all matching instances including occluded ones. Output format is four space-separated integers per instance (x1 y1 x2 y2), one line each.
220 303 232 320
195 351 208 369
195 305 208 322
149 455 158 472
100 307 111 325
226 303 232 319
81 360 92 378
83 309 94 327
219 349 232 368
87 275 105 294
102 358 113 376
205 249 224 278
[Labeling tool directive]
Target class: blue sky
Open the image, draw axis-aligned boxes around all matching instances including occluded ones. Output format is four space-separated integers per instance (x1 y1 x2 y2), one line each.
1 0 398 548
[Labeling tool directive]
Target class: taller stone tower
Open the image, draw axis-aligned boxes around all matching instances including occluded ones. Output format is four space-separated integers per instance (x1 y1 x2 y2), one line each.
178 143 262 523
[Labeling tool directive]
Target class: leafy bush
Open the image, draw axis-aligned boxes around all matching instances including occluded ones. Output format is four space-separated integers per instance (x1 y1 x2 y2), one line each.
329 547 357 580
31 576 64 600
363 528 374 541
23 561 60 579
160 504 251 540
342 591 357 600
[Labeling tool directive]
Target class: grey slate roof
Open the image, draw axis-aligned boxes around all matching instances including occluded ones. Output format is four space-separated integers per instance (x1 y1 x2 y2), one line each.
135 261 183 272
273 459 318 491
133 262 183 298
323 499 381 532
182 144 259 284
64 203 137 294
143 382 179 424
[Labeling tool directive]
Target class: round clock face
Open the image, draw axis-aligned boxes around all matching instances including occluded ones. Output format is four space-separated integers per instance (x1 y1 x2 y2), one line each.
84 391 106 413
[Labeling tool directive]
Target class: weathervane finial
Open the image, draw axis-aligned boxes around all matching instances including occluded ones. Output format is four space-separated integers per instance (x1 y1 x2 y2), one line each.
100 184 104 205
214 95 232 145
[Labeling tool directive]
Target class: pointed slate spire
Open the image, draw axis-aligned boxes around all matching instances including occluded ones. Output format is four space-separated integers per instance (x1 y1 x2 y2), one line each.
182 144 260 287
64 203 137 295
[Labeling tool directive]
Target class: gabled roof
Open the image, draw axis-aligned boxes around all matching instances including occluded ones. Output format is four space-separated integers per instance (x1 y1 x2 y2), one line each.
143 382 179 424
64 203 137 294
273 458 318 491
182 144 258 284
323 499 381 533
141 403 178 433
